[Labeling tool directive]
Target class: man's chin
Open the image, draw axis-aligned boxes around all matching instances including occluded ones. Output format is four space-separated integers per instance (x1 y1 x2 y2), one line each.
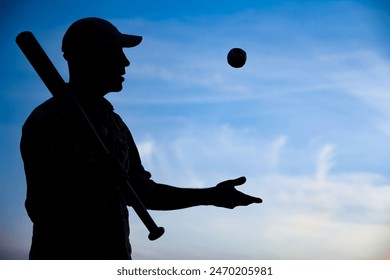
111 86 123 92
105 82 124 93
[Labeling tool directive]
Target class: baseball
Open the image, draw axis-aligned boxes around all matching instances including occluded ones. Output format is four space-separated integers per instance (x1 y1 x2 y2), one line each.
227 48 247 68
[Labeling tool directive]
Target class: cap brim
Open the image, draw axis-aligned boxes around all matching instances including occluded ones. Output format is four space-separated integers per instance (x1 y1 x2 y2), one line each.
120 34 142 47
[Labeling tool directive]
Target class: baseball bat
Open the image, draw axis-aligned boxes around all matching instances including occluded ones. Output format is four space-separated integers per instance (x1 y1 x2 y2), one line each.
16 31 164 241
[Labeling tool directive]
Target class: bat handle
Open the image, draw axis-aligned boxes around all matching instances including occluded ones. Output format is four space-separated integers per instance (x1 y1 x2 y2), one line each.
148 227 165 241
123 181 165 240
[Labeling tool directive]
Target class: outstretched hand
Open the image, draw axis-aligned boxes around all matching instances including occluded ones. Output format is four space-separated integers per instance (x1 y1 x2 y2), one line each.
210 176 262 209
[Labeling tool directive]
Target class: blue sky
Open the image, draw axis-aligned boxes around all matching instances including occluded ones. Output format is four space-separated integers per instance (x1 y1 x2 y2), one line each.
1 0 390 259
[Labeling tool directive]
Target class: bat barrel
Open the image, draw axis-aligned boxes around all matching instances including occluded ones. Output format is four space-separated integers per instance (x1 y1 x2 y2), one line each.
16 31 67 100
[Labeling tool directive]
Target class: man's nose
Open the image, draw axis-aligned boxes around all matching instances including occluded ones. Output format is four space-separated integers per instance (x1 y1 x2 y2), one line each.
121 51 130 67
124 56 130 67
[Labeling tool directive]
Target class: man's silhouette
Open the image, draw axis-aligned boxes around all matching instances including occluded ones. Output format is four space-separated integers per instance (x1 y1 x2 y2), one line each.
20 17 262 260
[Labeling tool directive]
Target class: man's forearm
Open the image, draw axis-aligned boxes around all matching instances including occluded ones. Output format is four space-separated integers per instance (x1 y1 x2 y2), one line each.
139 183 215 211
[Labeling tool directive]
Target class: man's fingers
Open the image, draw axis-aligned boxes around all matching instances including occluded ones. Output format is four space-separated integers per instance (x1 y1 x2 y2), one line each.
251 195 263 204
214 176 263 208
231 178 263 205
234 176 246 186
238 191 262 205
218 176 246 188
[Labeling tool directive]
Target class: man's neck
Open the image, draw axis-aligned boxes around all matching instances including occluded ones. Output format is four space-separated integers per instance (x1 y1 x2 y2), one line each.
67 80 107 103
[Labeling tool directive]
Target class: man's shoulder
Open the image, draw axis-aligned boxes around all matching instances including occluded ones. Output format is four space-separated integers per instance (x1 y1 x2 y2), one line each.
23 97 60 129
29 96 58 114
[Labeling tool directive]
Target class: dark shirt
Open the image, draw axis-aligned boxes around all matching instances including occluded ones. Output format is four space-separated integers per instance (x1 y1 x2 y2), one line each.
21 96 153 260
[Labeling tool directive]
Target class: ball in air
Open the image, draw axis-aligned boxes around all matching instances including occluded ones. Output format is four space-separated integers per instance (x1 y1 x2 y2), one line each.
227 48 247 68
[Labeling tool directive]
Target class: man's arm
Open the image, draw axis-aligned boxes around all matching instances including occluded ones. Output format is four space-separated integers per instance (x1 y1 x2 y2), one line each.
115 115 262 211
134 176 262 211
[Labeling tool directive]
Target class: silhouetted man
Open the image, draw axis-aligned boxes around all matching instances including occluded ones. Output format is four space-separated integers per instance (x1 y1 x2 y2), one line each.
20 17 262 260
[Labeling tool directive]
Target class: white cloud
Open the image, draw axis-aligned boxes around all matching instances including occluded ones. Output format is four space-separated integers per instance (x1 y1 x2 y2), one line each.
268 135 288 171
316 144 335 185
137 138 155 162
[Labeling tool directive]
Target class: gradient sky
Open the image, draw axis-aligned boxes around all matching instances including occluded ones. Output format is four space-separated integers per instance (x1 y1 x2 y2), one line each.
1 0 390 259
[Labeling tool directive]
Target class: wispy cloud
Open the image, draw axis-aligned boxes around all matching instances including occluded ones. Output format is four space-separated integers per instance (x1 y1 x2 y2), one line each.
316 144 334 185
268 135 288 171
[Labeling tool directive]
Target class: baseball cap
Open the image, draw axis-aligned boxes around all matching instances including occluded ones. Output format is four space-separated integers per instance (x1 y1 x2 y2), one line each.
62 17 142 57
